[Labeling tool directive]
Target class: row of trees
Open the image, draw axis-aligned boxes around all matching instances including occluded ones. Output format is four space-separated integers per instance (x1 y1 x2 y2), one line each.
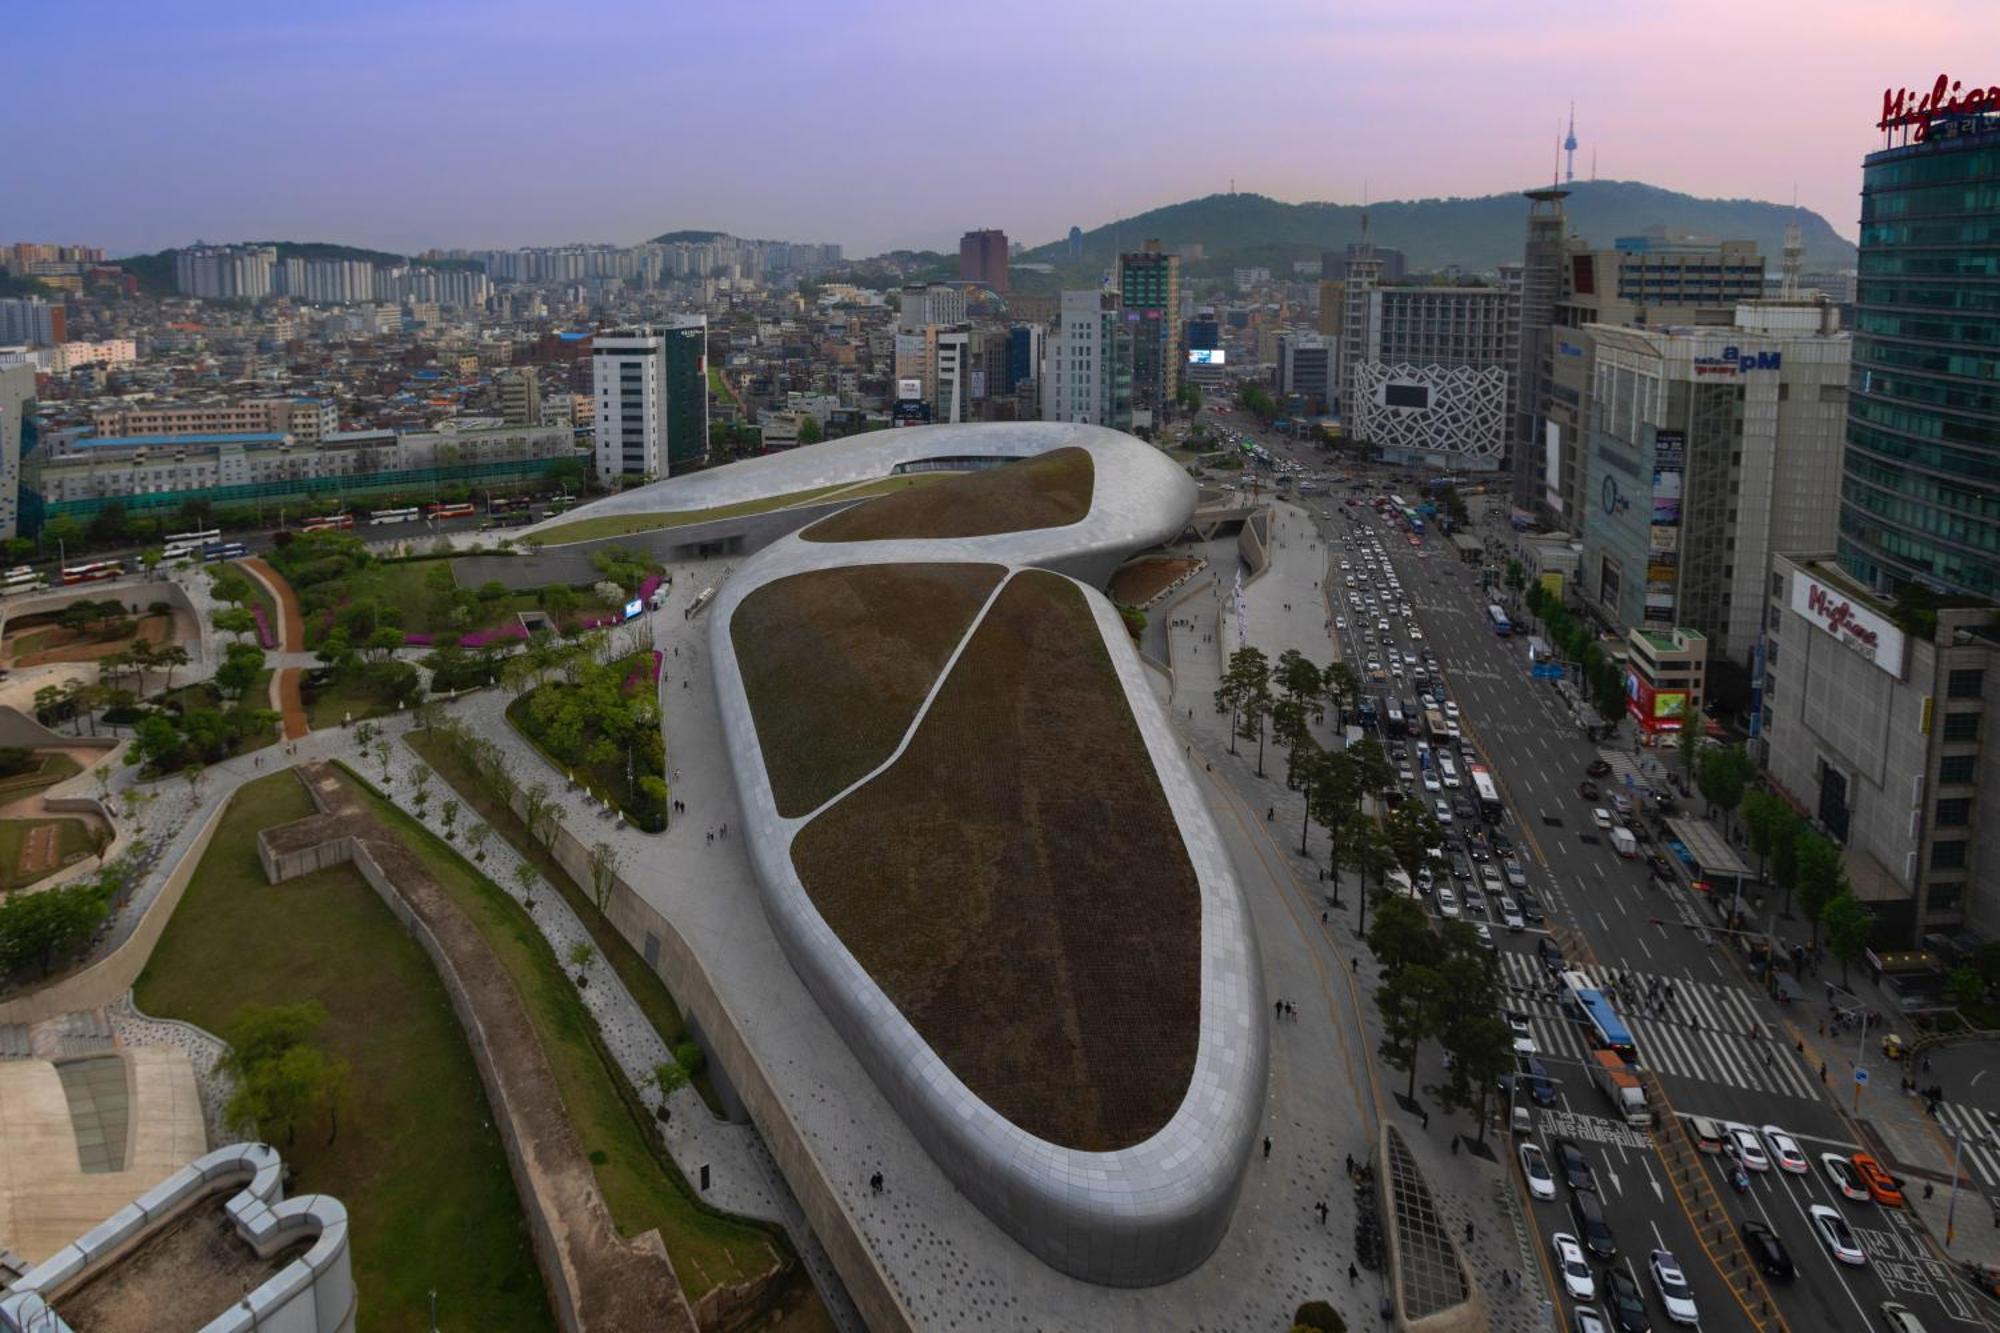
0 848 145 982
1371 893 1514 1141
1519 582 1627 722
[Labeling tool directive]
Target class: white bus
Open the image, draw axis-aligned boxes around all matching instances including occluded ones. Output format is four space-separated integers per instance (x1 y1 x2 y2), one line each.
369 507 420 526
1469 764 1503 822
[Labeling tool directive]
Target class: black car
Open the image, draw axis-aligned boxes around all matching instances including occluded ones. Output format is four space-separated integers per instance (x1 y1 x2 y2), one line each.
1587 758 1612 777
1537 937 1566 975
1554 1139 1596 1192
1579 779 1601 800
1522 1056 1558 1107
1448 849 1473 881
1570 1188 1616 1259
1603 1267 1650 1333
1467 832 1491 861
1739 1221 1794 1280
1517 892 1547 924
1490 829 1514 857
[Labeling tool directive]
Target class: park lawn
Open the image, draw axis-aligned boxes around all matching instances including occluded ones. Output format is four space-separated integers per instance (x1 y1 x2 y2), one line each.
302 674 406 731
533 473 949 547
403 728 721 1116
0 817 96 890
802 447 1095 543
0 753 82 799
134 772 553 1331
338 767 792 1304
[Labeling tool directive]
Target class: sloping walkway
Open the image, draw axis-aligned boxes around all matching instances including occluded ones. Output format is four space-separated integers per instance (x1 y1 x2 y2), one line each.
237 557 309 740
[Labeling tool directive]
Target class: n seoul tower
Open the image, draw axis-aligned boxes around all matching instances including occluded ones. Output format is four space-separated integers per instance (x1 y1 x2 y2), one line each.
1563 103 1578 183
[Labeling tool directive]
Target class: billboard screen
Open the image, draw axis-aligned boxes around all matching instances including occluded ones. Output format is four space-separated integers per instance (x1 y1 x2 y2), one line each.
623 598 644 621
1187 348 1227 365
1384 383 1430 409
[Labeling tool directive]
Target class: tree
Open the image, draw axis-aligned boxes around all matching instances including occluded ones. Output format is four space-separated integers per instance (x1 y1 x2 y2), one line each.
216 642 265 701
1794 830 1848 948
1740 791 1785 887
1213 646 1271 761
1819 891 1874 986
1677 719 1703 782
798 415 824 445
1695 744 1754 831
1322 660 1360 727
1383 801 1444 888
1349 821 1397 939
407 763 432 810
440 797 461 839
1347 736 1396 806
152 643 190 692
1304 750 1360 869
588 840 620 915
464 822 491 863
653 1059 689 1098
1973 940 2000 994
221 1001 327 1074
1504 559 1525 592
0 883 108 976
1377 961 1446 1103
567 939 596 983
1947 965 1987 1015
1769 808 1806 916
1366 892 1438 976
513 861 538 904
1437 1000 1514 1144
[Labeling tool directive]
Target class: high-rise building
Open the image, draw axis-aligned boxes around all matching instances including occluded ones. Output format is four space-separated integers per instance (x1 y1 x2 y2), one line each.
661 315 709 472
1514 188 1569 513
498 369 542 427
592 330 670 483
1005 325 1045 394
1277 334 1333 411
174 245 276 301
933 328 972 424
1838 114 2000 598
1316 280 1345 339
896 284 967 334
958 229 1009 293
1117 240 1181 431
1043 290 1132 430
0 297 63 348
1577 300 1849 661
0 363 34 539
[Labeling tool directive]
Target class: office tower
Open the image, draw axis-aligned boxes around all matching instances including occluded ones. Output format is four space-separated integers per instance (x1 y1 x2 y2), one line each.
1117 240 1181 431
0 363 32 539
1514 188 1569 513
1005 325 1045 394
933 328 971 424
1838 114 2000 598
592 330 670 483
1316 280 1345 339
1339 262 1519 469
498 369 541 427
661 315 709 472
1577 300 1849 660
1044 290 1132 430
0 297 64 347
959 229 1009 293
1277 335 1333 411
896 284 967 334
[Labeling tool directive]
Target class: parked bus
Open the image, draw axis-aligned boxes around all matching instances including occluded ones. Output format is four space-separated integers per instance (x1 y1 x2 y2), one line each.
488 495 529 515
1486 604 1513 636
2 567 44 595
1469 764 1503 822
60 560 124 586
368 507 420 526
426 502 476 521
300 513 354 532
202 541 248 562
1561 970 1639 1063
164 527 221 549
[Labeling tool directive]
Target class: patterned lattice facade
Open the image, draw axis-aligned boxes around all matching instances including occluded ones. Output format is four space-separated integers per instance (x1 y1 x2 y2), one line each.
1348 361 1510 464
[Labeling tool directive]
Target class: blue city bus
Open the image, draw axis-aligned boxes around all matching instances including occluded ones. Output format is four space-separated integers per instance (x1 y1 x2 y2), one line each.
1486 604 1513 636
1562 971 1638 1063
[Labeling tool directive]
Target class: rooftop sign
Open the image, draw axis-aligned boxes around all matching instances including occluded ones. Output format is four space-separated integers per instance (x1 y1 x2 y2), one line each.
1791 571 1906 676
1879 76 1999 144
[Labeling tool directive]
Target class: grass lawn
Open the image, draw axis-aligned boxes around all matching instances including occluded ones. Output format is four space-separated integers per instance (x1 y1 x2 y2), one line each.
792 570 1201 1152
532 483 858 546
337 766 797 1307
299 558 620 648
1109 556 1202 608
0 753 82 799
302 674 406 731
0 817 97 890
732 563 1002 817
802 447 1094 543
405 727 721 1115
134 772 553 1331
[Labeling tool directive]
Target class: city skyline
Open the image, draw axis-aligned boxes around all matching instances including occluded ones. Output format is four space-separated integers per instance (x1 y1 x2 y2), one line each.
16 0 1989 258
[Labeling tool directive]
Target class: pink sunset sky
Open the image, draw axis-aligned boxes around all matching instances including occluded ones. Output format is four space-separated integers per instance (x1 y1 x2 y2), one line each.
11 0 1990 256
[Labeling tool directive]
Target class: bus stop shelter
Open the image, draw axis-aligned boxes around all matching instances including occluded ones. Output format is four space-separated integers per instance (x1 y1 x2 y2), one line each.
1450 532 1484 565
1662 817 1753 912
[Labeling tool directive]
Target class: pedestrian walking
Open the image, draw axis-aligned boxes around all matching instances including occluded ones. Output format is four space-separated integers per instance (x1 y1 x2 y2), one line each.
1347 1263 1358 1286
1263 1136 1272 1159
1464 1221 1476 1243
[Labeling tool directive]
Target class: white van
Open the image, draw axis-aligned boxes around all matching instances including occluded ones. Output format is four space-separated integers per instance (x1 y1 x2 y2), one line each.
1439 755 1461 789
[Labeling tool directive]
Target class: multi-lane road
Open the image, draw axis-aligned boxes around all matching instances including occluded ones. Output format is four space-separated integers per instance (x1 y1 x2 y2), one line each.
1229 429 1998 1333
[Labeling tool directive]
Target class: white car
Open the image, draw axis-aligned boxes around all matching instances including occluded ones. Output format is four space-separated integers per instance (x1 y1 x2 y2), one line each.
1508 1013 1538 1054
1552 1232 1595 1300
1648 1249 1700 1325
1435 798 1454 826
1761 1125 1810 1174
1473 922 1496 949
1443 700 1461 719
1334 617 1347 631
1436 887 1460 919
1880 1302 1929 1333
1726 1123 1770 1172
1810 1203 1866 1265
1572 1309 1608 1333
1821 1152 1871 1202
1519 1142 1556 1200
1422 770 1442 794
1592 807 1613 829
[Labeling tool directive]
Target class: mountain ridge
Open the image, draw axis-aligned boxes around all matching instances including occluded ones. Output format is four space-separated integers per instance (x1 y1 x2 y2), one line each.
1022 181 1855 274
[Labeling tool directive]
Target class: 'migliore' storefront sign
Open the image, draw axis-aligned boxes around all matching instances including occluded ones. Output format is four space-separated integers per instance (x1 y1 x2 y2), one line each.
1791 572 1906 674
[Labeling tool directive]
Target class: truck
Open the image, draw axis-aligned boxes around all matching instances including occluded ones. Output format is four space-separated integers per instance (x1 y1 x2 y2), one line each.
1586 1054 1651 1126
1588 1049 1654 1128
1608 826 1638 858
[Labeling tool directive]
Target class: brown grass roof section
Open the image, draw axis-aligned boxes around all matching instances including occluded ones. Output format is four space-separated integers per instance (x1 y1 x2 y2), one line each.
732 563 1003 817
791 569 1201 1151
800 446 1095 543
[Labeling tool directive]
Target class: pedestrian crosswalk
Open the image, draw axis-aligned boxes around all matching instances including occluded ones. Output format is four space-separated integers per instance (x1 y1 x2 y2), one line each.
1496 953 1822 1101
1933 1100 2000 1189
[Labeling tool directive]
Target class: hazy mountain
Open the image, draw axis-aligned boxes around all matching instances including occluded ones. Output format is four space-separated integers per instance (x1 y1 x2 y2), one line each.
1022 181 1856 275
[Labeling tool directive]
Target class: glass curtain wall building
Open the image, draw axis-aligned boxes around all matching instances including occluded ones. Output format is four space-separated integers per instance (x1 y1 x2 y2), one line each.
1838 116 2000 597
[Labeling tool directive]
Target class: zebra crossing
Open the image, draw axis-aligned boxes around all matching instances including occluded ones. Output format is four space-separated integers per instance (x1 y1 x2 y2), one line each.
1496 953 1822 1100
1933 1100 2000 1189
